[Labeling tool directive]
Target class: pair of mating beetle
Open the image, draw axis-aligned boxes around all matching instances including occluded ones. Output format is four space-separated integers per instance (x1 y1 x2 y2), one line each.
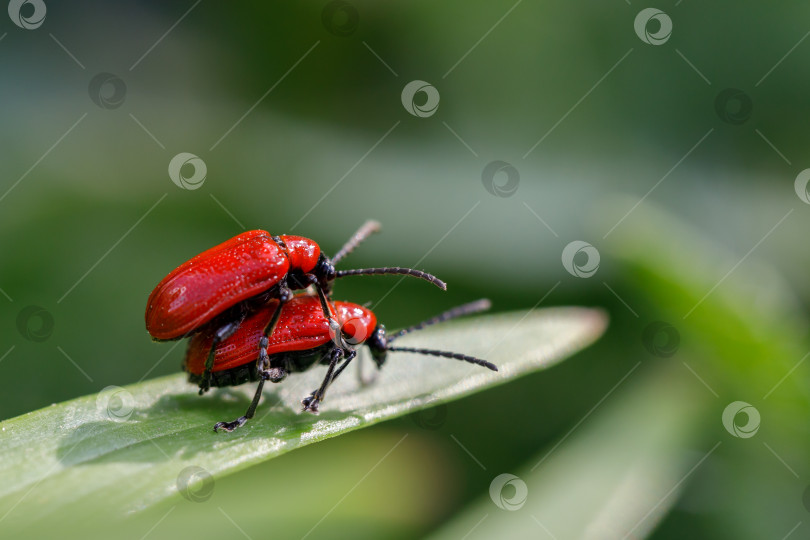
145 220 497 432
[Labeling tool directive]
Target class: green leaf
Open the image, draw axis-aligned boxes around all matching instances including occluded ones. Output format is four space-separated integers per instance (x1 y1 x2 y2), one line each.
594 199 810 539
0 307 606 531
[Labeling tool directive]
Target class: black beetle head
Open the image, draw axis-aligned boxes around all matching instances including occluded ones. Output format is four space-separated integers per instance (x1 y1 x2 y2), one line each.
367 324 388 368
313 254 337 293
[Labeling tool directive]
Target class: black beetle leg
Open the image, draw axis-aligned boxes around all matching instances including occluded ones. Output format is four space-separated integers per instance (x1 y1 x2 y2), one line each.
214 356 280 432
199 312 247 395
213 378 266 433
302 347 357 413
256 282 293 365
264 364 287 383
313 284 343 346
326 348 358 388
302 346 343 413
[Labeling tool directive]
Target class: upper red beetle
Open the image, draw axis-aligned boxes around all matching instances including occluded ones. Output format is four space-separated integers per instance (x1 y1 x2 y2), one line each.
146 220 446 392
183 292 497 432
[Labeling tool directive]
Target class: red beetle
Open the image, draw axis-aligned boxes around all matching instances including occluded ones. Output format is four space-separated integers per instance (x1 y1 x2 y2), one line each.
185 293 497 432
146 221 446 393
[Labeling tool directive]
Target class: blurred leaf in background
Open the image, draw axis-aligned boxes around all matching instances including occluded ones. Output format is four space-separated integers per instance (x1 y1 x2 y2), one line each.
2 1 810 539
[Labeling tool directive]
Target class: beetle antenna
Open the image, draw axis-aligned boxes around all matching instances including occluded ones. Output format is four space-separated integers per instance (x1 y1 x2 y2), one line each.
383 299 495 371
331 220 381 265
387 299 491 342
334 267 447 290
386 346 498 371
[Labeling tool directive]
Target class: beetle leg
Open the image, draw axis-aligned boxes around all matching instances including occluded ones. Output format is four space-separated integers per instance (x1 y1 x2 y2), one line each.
302 346 343 413
313 284 344 347
213 357 279 433
302 347 357 413
326 348 358 387
256 338 288 383
213 377 266 432
263 366 287 383
199 313 247 395
297 272 338 329
257 282 293 363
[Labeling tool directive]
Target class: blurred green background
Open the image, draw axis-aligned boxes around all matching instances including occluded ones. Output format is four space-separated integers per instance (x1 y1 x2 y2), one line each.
2 1 810 538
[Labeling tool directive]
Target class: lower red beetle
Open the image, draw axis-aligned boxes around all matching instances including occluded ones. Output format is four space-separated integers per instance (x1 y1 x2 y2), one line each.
184 293 497 432
146 220 446 394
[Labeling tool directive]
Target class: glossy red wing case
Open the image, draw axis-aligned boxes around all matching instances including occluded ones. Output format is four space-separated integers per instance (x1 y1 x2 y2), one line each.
145 230 289 340
184 295 377 374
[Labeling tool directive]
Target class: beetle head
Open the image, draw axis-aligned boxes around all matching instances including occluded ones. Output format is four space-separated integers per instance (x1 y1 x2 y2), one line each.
313 254 337 293
367 324 388 368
